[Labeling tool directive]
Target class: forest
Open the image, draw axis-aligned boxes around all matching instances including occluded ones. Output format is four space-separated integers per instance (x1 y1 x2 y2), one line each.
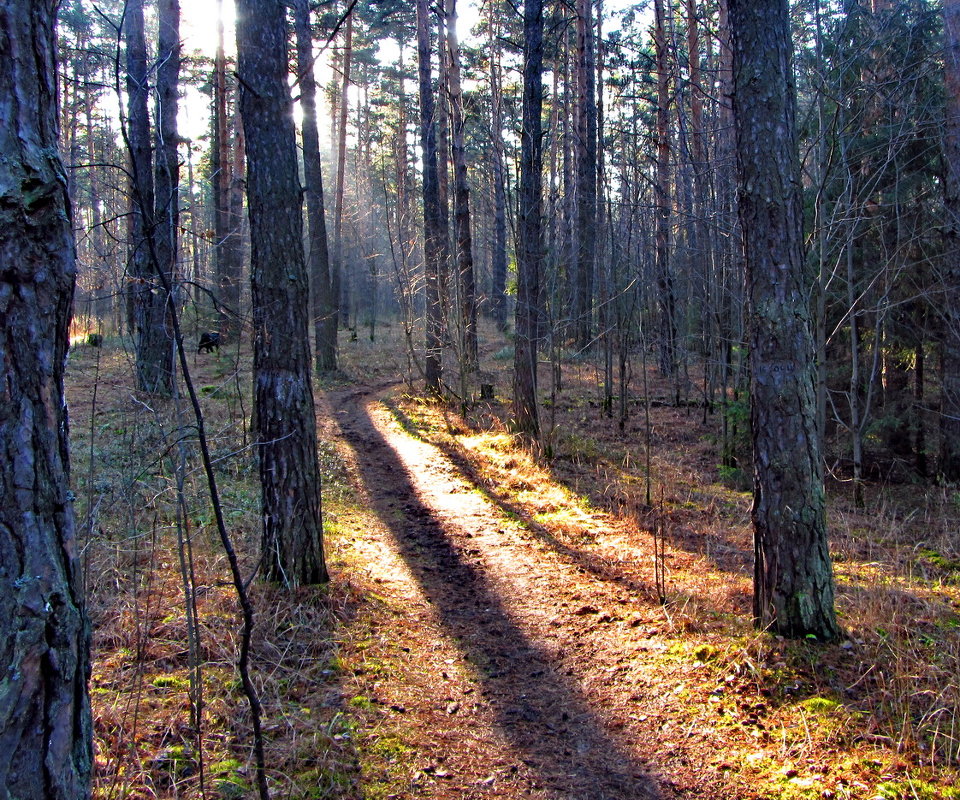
2 0 960 798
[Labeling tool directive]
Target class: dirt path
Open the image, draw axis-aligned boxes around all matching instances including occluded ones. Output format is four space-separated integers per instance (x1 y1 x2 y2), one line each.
320 383 715 800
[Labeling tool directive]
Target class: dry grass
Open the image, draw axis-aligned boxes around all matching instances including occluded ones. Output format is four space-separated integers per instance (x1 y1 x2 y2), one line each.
66 324 960 799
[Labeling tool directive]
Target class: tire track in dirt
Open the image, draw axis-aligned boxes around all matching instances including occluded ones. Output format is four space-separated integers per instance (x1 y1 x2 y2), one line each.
325 384 674 800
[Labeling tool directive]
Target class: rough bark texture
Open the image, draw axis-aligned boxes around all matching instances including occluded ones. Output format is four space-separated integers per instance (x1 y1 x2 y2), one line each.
942 0 960 480
513 0 544 438
417 0 444 393
294 0 337 373
729 0 840 640
0 1 92 796
333 13 352 333
236 0 327 586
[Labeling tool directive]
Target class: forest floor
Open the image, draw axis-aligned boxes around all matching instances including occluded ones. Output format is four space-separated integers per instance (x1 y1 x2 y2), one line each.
68 321 960 800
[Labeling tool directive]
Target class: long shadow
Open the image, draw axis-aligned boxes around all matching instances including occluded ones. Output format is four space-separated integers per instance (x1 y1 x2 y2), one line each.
334 392 668 799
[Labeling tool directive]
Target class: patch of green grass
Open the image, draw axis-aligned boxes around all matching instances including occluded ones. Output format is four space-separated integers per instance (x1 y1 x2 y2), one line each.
799 696 841 715
150 674 189 691
348 695 375 711
875 778 960 799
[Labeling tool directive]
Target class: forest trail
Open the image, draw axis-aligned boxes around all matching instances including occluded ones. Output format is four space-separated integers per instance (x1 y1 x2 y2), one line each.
320 382 692 800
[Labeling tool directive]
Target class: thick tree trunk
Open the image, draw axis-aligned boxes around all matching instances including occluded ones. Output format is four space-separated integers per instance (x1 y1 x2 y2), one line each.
730 0 840 640
0 2 92 796
236 0 327 586
942 0 960 480
417 0 444 393
513 0 544 438
295 0 337 373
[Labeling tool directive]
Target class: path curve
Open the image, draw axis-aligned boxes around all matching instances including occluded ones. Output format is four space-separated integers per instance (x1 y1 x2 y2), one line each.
324 383 677 800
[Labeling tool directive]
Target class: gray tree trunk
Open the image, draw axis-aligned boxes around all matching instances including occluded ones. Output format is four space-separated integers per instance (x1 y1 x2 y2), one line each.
0 1 92 795
513 0 544 438
729 0 840 640
236 0 327 586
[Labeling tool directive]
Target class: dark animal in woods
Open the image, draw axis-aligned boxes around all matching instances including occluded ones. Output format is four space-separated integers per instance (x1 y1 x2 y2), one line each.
198 332 221 353
86 333 103 347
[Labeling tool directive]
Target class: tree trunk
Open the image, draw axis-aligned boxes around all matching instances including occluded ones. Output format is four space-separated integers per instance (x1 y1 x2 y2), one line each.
149 0 179 392
573 0 597 350
213 0 241 335
446 0 478 371
942 0 960 480
513 0 544 438
236 0 328 586
0 2 92 795
653 0 677 377
417 0 444 393
729 0 840 640
333 12 353 333
124 0 170 396
295 0 337 373
488 6 508 331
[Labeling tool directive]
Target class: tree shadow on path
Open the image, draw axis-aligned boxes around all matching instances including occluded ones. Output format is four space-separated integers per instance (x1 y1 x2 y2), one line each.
332 389 669 800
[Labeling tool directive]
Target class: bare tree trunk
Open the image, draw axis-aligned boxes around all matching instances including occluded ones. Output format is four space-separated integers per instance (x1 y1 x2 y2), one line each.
417 0 444 393
0 2 92 795
237 0 327 586
213 0 242 335
333 12 353 333
653 0 677 377
295 0 337 373
573 0 597 350
730 0 840 640
446 0 478 370
124 0 170 395
489 6 508 331
149 0 180 393
942 0 960 480
514 0 545 438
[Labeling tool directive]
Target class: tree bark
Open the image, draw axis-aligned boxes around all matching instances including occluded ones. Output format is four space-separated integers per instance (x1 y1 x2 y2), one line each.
488 5 508 331
294 0 337 373
149 0 179 393
942 0 960 480
729 0 840 640
446 0 478 370
653 0 677 377
124 0 172 396
573 0 597 350
236 0 328 586
333 12 353 333
513 0 544 438
417 0 444 393
213 0 242 335
0 1 92 795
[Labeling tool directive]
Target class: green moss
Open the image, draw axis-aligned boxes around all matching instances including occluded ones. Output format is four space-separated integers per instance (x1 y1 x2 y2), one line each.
875 779 960 799
151 674 189 691
799 696 840 715
348 695 375 711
